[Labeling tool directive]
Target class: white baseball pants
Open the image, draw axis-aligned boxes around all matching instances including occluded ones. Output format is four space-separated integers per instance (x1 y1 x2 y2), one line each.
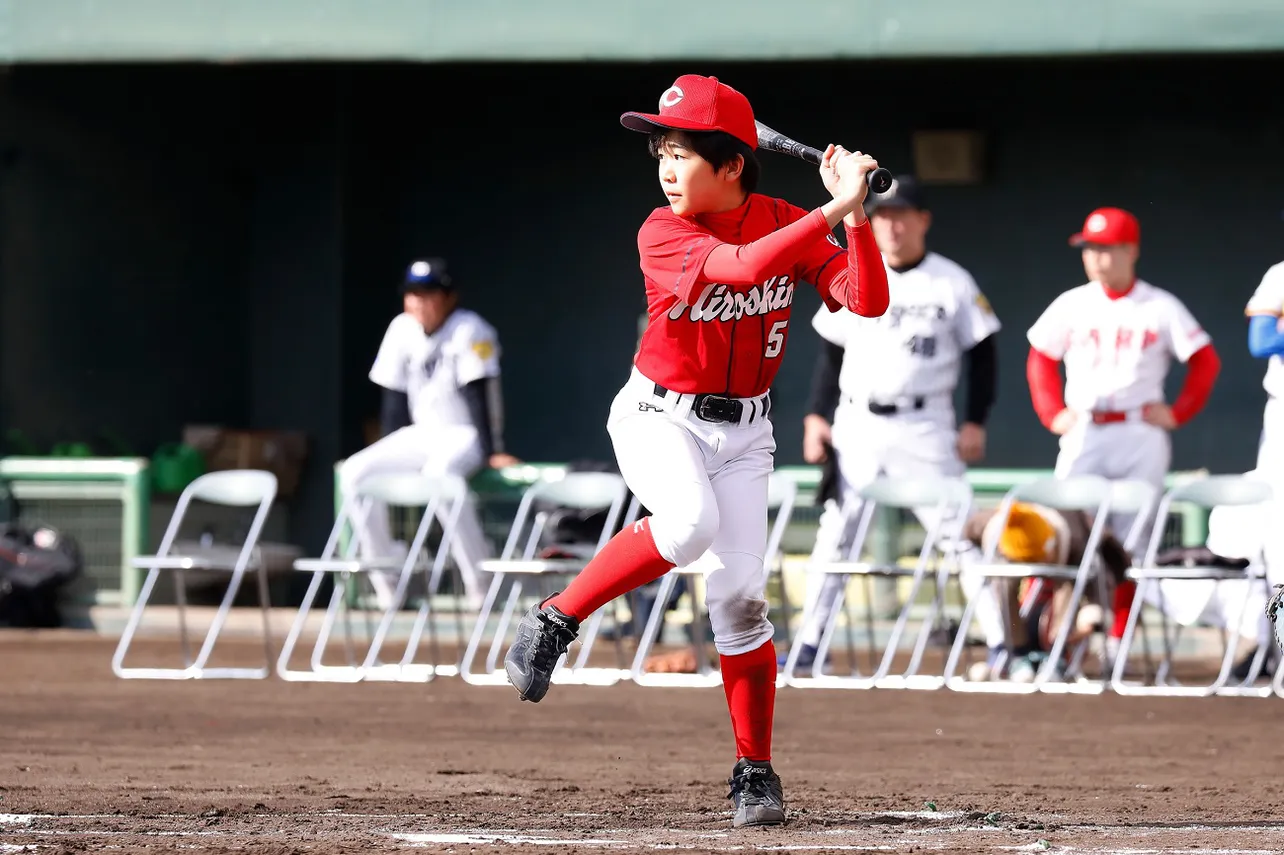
1257 396 1284 485
1054 416 1170 549
337 423 489 608
606 368 776 657
796 398 975 648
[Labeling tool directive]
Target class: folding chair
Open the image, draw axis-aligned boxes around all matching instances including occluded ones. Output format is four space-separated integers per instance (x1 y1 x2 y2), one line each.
1036 478 1158 695
781 475 973 690
944 475 1123 694
276 472 468 683
1112 474 1275 697
628 472 798 688
111 470 278 680
459 471 631 687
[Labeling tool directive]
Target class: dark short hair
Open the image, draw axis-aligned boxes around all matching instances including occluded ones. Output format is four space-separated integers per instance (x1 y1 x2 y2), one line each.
647 129 761 194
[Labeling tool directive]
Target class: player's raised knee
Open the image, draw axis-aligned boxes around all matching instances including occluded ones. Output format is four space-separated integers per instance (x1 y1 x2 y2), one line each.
650 495 719 567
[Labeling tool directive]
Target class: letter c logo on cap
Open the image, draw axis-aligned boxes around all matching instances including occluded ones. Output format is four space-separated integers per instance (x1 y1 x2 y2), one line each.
660 86 684 109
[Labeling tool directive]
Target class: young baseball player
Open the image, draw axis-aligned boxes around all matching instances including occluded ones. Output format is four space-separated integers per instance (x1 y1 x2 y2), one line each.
503 74 889 828
785 175 1001 670
1025 208 1221 658
340 259 516 610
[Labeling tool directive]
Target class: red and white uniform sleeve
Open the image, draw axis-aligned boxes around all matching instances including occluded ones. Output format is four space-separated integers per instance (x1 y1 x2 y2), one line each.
1026 293 1074 360
1162 294 1211 362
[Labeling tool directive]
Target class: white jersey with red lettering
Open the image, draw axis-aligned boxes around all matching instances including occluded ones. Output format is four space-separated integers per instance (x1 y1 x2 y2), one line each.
1027 279 1210 545
1027 279 1209 414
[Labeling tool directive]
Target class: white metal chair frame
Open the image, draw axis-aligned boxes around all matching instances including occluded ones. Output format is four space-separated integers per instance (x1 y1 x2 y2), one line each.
111 470 278 680
459 472 632 687
782 475 974 691
1111 475 1275 698
1035 479 1158 695
276 472 468 683
943 476 1151 695
627 473 799 688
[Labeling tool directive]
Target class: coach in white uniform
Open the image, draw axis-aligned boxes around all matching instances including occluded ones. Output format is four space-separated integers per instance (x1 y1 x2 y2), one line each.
785 176 1002 668
340 258 516 609
1024 209 1220 664
1026 208 1220 536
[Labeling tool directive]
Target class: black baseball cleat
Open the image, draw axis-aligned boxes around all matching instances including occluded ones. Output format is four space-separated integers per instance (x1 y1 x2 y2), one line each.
727 758 787 828
504 600 580 703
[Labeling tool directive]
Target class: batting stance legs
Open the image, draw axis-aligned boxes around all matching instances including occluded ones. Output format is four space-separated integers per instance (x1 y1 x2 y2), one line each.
504 369 779 765
607 379 776 659
337 423 490 608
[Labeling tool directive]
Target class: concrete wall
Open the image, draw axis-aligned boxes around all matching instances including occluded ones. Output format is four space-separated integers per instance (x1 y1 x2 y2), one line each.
1 55 1279 549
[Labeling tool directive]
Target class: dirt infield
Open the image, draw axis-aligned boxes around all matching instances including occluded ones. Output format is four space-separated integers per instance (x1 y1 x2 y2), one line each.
3 632 1284 854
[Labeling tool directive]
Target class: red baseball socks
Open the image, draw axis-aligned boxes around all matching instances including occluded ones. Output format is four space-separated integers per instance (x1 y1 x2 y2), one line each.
548 517 674 620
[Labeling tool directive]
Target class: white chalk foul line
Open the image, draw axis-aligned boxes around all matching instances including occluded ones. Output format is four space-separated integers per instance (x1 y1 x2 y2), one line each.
393 836 903 851
4 812 1283 854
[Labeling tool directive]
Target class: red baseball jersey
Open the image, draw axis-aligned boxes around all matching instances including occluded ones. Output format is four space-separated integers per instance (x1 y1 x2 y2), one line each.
633 194 850 398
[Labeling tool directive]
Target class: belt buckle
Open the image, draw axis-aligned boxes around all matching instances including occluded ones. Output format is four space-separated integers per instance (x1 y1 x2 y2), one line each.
695 395 741 423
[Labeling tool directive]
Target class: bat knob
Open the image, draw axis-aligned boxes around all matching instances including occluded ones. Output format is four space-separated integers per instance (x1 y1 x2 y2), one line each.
867 168 894 194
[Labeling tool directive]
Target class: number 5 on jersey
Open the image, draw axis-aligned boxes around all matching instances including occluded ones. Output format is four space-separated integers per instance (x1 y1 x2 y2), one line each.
765 320 788 358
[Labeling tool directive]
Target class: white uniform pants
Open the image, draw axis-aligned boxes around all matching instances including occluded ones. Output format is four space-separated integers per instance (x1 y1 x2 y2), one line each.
797 398 973 648
606 368 776 657
1257 397 1284 486
337 423 489 608
1054 417 1169 550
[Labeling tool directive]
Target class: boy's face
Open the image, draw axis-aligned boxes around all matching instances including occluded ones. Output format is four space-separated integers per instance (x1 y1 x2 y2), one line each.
655 131 743 217
404 288 455 334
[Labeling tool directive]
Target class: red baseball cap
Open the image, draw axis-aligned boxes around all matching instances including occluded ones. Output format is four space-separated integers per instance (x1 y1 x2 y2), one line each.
620 74 758 150
1069 207 1141 247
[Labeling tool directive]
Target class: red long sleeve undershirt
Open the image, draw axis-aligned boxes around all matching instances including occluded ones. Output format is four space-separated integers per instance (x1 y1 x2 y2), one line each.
825 221 890 318
1026 344 1220 429
1171 344 1220 424
1026 348 1067 430
702 209 889 318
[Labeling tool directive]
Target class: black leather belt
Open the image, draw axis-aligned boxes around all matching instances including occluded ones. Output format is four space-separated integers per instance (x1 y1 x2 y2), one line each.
653 382 771 424
866 396 925 416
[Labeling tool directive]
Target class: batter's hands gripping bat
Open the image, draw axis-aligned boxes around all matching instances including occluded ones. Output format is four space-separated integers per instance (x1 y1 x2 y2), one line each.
755 120 894 195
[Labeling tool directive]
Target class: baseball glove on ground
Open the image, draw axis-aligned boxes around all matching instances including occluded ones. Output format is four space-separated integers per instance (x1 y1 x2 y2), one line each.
643 648 699 674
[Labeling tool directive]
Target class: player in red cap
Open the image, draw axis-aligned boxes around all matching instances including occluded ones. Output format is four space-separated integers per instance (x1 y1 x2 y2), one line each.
1026 207 1220 666
503 74 889 827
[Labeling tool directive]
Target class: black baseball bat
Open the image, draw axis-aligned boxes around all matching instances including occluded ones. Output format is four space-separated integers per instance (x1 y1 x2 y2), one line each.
755 120 894 195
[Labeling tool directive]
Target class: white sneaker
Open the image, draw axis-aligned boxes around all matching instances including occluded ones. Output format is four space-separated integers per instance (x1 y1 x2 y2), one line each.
1007 655 1036 683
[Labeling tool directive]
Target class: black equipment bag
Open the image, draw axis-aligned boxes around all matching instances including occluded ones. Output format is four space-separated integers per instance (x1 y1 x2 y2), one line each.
0 522 84 628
